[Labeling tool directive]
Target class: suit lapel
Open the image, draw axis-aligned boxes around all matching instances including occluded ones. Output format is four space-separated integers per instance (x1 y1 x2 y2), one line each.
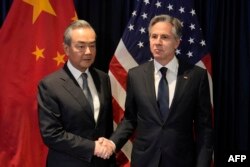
143 61 163 121
170 61 192 110
61 65 95 121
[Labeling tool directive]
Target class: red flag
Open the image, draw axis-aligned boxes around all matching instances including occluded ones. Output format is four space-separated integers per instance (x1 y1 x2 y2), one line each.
109 0 214 166
0 0 76 166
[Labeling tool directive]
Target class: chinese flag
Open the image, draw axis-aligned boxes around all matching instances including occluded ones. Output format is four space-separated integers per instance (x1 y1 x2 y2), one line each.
0 0 76 166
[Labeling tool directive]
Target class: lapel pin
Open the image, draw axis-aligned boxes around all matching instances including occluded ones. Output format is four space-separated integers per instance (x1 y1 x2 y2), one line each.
184 76 188 79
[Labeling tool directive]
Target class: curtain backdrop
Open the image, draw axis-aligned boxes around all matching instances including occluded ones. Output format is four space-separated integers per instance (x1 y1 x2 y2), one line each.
1 0 249 166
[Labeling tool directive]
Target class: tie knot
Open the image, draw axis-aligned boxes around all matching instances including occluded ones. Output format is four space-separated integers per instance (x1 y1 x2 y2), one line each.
160 67 167 76
82 73 88 79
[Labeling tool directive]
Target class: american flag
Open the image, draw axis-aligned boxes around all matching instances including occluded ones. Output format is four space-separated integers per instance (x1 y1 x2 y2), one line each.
109 0 213 166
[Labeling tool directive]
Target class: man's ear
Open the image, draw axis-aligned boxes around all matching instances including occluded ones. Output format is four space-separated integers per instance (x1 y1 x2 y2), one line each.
174 39 180 49
63 43 69 55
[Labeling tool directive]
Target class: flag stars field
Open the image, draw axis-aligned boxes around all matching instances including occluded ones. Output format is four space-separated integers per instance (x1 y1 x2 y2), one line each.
53 52 66 66
137 41 144 48
0 0 76 165
23 0 56 23
32 45 45 61
190 9 196 16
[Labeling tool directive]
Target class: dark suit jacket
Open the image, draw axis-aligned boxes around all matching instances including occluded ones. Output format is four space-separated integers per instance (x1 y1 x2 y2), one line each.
110 60 213 167
38 64 116 167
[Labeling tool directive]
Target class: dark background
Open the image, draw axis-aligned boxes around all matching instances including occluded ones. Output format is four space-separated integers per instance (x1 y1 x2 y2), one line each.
1 0 249 166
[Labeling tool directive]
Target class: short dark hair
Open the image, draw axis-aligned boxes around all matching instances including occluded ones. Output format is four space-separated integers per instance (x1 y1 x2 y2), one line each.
148 14 182 39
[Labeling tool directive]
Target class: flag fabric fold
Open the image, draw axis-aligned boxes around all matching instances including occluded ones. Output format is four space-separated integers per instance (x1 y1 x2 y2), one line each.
109 0 213 166
0 0 76 166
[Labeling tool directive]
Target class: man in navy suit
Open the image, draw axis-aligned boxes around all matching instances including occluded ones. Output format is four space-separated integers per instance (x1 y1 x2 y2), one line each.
38 20 116 167
100 14 213 167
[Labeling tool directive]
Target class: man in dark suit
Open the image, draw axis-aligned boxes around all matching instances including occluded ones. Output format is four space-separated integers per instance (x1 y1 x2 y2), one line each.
38 20 115 167
99 14 213 167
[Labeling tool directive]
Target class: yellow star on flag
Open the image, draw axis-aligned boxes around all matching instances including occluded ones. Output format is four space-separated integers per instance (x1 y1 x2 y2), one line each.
23 0 56 23
53 52 66 66
71 11 78 21
32 45 45 61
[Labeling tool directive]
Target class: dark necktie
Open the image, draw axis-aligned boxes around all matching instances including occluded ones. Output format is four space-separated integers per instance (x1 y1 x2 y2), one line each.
82 73 94 112
158 67 169 119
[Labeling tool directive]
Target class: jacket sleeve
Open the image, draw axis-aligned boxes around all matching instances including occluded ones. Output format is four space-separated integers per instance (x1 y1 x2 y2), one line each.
195 70 214 167
110 70 137 150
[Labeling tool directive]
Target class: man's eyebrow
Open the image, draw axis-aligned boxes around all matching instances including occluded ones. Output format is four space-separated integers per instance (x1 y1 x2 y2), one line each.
75 41 96 44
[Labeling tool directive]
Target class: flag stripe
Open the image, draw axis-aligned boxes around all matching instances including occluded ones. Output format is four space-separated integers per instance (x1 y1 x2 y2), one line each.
109 71 126 111
114 40 138 71
112 97 125 123
201 53 212 75
109 57 128 90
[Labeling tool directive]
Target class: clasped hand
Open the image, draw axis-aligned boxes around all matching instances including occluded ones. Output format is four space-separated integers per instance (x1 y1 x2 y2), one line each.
94 137 116 159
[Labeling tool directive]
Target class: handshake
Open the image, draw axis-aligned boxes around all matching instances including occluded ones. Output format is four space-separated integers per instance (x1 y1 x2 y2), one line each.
94 137 116 159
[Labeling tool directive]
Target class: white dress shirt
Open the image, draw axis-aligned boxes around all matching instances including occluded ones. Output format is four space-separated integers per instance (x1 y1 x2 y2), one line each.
67 61 100 122
154 56 179 107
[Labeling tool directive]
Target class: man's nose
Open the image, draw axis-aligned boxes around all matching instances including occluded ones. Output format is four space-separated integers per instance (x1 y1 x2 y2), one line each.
156 37 163 43
84 46 91 54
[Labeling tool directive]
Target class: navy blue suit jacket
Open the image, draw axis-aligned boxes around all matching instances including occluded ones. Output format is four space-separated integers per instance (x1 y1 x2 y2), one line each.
110 60 213 167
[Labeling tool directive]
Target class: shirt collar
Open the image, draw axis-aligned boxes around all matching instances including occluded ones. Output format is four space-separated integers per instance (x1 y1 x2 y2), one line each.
67 60 90 80
154 56 179 75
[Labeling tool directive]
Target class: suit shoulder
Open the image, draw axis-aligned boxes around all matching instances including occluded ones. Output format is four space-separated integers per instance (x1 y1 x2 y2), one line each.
128 61 152 74
91 67 109 78
39 68 65 84
179 60 207 73
92 68 107 75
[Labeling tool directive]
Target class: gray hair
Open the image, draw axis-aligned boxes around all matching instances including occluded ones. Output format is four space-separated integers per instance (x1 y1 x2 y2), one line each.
63 20 96 46
148 14 182 39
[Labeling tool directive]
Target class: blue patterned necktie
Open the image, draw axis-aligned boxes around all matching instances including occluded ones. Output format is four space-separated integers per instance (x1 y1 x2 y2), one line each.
158 67 169 119
82 73 94 112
